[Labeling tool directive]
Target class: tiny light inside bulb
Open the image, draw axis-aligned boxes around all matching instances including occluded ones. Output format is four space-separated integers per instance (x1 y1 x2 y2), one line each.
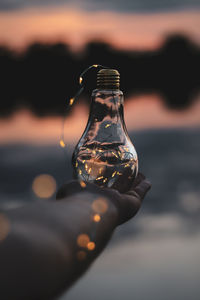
69 98 74 106
79 77 83 84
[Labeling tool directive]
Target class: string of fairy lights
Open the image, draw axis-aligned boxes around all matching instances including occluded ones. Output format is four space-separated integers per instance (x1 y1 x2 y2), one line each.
60 64 110 148
75 145 137 185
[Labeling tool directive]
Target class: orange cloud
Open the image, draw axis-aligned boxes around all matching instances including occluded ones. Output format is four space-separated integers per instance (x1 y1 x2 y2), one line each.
0 7 200 51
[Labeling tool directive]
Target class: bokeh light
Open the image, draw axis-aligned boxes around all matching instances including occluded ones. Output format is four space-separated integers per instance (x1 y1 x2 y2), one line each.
77 234 90 248
93 214 101 222
0 214 10 242
32 174 57 198
87 241 96 251
80 180 86 188
92 197 108 214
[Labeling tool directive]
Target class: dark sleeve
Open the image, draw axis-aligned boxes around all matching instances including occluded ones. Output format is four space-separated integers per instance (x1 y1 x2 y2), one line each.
0 191 119 300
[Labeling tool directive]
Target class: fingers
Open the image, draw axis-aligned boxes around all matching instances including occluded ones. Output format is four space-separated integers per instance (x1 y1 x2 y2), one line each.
133 179 151 200
56 180 83 200
132 172 145 188
128 172 151 200
56 175 151 227
118 176 151 225
56 180 112 200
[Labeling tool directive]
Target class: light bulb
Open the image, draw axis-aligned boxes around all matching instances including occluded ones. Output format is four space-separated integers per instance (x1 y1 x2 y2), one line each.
72 69 138 193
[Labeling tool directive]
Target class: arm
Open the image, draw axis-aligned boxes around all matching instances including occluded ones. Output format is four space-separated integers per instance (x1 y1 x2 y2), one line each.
0 174 151 300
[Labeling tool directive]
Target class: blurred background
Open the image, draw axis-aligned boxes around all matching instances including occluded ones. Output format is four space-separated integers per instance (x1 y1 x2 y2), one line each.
0 0 200 299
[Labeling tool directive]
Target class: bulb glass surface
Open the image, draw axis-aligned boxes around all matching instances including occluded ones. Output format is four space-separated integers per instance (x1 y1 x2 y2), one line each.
72 88 138 193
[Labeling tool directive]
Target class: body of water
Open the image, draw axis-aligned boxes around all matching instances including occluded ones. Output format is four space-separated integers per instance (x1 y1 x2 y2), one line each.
0 127 199 299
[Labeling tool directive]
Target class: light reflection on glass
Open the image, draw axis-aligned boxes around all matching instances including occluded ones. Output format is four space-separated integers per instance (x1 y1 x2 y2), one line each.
72 88 138 193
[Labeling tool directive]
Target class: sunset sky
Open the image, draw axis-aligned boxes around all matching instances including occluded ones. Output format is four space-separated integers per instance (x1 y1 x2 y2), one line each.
0 0 200 51
0 0 200 144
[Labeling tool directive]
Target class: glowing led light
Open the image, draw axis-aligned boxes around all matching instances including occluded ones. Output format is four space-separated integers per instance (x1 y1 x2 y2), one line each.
85 163 88 170
0 214 10 242
69 98 74 106
93 214 101 222
87 241 96 251
112 171 117 177
79 76 83 84
82 160 85 163
92 197 108 214
96 176 103 181
112 152 118 158
80 181 86 188
105 124 111 128
78 169 82 175
103 178 108 183
76 250 87 261
93 64 98 68
59 139 65 148
124 164 129 167
75 161 78 167
117 172 122 175
88 168 92 174
32 174 56 198
77 234 90 248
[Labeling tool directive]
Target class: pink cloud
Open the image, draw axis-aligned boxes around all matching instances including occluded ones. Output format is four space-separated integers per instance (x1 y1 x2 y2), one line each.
0 7 200 51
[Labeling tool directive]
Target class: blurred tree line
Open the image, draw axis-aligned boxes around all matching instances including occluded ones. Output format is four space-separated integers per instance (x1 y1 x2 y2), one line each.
0 34 200 117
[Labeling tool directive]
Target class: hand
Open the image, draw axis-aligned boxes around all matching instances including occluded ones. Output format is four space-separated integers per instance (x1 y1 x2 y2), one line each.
56 173 151 225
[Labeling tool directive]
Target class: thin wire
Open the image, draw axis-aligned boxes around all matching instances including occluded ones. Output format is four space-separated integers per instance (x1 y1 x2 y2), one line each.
60 64 110 148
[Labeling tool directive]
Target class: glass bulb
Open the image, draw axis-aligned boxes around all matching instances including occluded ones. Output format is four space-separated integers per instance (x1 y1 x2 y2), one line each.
72 69 138 193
